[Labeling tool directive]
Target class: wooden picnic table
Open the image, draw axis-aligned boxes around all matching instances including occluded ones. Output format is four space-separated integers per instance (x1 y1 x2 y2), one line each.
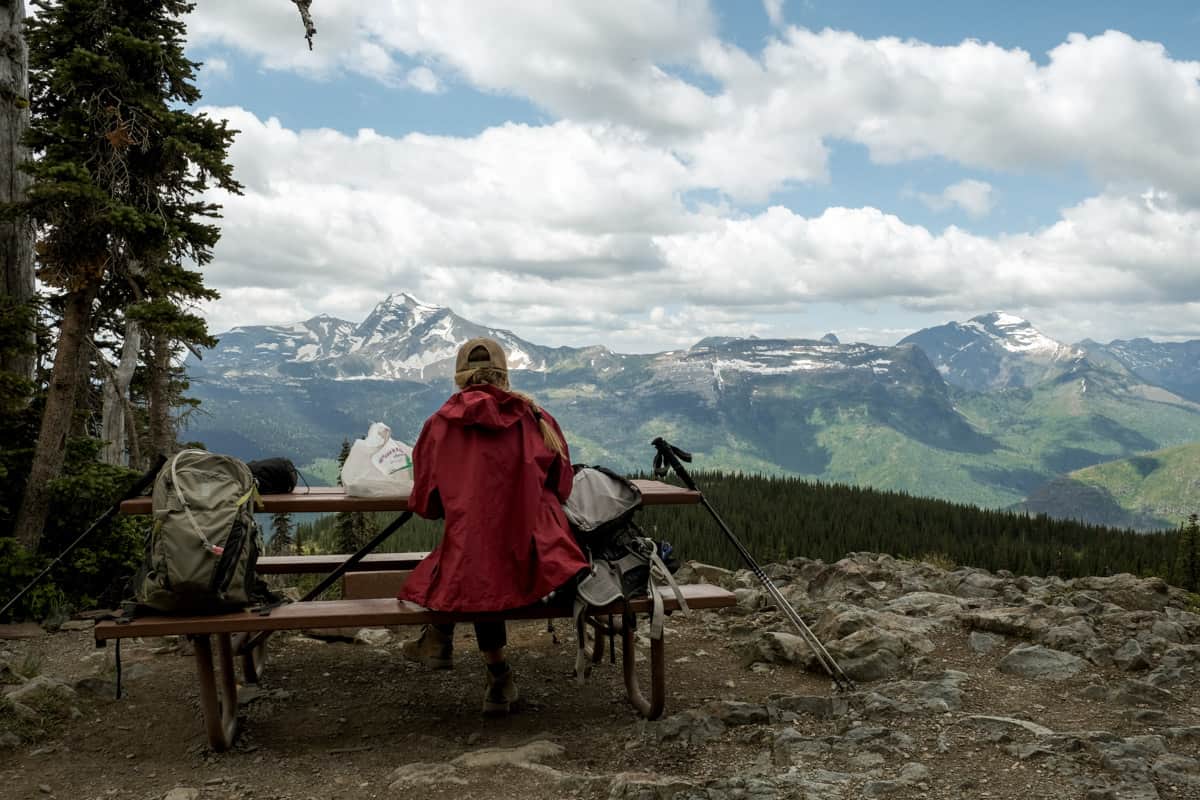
103 477 732 750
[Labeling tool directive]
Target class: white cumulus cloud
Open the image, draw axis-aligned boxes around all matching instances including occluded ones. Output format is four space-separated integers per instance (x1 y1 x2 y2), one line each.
915 179 995 218
763 0 785 27
193 107 1200 351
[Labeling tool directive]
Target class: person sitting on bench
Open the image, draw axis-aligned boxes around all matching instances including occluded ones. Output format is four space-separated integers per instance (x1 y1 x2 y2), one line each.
400 337 588 714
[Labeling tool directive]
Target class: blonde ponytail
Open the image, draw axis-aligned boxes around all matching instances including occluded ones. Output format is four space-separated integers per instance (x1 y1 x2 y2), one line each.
457 368 566 457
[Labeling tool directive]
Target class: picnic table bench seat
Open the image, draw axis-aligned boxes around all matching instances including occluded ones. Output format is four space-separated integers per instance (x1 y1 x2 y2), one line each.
94 584 737 751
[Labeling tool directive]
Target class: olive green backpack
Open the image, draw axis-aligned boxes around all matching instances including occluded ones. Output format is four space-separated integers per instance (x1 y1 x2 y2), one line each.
134 450 266 614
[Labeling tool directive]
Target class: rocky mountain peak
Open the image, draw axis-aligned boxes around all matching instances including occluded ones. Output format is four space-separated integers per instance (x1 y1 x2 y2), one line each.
899 312 1085 391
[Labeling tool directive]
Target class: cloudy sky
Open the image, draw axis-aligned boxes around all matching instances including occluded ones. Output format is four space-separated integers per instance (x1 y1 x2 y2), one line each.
184 0 1200 352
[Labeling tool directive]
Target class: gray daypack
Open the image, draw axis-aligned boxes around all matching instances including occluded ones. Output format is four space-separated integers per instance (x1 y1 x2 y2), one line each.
134 450 266 614
563 466 688 682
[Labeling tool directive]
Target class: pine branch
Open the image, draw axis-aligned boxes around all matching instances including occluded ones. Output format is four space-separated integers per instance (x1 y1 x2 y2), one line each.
291 0 316 50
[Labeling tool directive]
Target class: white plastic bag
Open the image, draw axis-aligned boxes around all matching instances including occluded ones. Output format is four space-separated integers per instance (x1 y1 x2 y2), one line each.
340 422 415 497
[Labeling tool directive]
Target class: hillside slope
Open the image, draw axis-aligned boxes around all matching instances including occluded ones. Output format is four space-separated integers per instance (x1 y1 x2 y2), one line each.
1018 442 1200 530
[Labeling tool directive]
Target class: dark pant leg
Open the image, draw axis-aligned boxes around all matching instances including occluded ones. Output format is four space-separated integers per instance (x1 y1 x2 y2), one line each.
473 621 507 652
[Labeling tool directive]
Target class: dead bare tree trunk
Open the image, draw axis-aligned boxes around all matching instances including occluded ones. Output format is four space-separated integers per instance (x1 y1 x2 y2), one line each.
0 0 34 384
292 0 316 49
100 318 140 465
146 329 174 459
13 285 97 550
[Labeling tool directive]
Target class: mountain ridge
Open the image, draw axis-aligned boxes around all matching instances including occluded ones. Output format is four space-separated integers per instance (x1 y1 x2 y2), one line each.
184 295 1200 520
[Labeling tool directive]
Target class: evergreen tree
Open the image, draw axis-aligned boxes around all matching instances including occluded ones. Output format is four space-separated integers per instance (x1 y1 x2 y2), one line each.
336 438 350 485
0 0 34 393
12 0 239 550
1173 513 1200 592
269 511 294 555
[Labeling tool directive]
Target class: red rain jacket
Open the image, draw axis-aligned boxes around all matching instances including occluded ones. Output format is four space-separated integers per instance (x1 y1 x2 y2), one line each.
399 383 588 612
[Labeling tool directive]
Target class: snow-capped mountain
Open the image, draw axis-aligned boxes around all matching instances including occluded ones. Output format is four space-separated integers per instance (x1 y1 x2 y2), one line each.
184 299 1200 517
195 293 571 381
898 312 1087 392
1079 338 1200 403
199 314 359 379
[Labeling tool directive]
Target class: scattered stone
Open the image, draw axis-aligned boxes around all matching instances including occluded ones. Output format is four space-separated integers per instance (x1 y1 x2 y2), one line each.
387 741 566 789
1112 680 1172 708
740 631 808 667
162 789 200 800
386 762 467 788
1151 620 1187 643
969 631 1004 655
703 700 768 726
451 740 564 769
608 772 696 799
768 694 849 720
1040 620 1099 654
733 588 764 611
960 715 1055 742
997 645 1086 680
353 628 391 647
1071 574 1171 612
5 675 76 705
689 562 734 586
1113 639 1152 672
649 710 726 746
1152 754 1200 786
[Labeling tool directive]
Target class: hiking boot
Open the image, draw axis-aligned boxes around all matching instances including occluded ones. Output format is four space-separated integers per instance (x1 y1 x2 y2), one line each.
401 625 453 669
482 664 522 715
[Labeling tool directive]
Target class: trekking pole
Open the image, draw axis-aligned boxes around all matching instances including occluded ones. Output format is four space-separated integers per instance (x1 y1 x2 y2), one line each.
651 438 857 692
240 510 414 653
1 455 167 619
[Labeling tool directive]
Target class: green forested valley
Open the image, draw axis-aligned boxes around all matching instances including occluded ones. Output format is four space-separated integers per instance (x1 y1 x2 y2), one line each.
284 471 1190 585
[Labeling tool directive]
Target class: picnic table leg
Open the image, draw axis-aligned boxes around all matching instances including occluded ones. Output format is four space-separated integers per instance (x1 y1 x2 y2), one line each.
587 617 610 664
192 633 239 752
233 632 268 684
620 611 665 720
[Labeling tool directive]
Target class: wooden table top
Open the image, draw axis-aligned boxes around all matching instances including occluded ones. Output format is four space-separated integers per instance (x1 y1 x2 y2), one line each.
119 478 699 514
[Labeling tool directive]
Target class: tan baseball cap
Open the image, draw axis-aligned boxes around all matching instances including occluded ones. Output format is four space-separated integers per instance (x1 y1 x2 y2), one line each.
455 337 508 385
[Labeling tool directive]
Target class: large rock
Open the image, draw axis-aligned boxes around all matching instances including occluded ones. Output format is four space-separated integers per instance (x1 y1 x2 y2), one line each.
942 569 1008 599
827 628 907 682
1039 620 1100 655
864 671 969 714
386 740 566 790
648 710 726 746
688 562 734 587
5 675 76 705
961 606 1072 640
997 645 1086 680
740 631 809 667
1069 574 1171 612
702 700 769 726
969 631 1004 655
1113 639 1152 672
882 592 965 619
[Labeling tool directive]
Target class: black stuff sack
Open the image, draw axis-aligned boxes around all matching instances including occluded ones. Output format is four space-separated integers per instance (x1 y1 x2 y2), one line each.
248 458 299 495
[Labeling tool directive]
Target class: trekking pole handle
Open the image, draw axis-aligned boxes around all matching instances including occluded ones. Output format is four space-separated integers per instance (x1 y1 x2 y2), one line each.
651 437 698 491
